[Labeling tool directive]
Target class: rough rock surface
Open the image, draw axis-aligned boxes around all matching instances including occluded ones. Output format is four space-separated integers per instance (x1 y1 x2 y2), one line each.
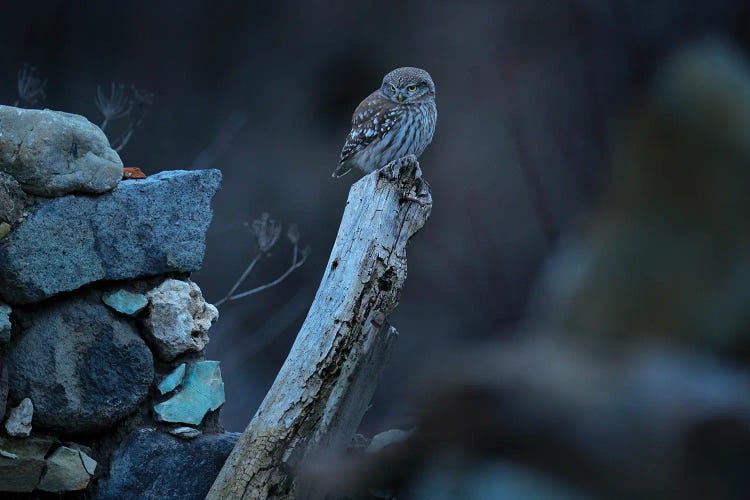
153 361 225 425
95 428 239 500
144 279 219 361
0 435 54 492
7 296 154 433
0 302 10 344
0 169 222 304
0 105 123 197
0 354 7 423
4 397 32 437
37 446 96 492
0 172 26 224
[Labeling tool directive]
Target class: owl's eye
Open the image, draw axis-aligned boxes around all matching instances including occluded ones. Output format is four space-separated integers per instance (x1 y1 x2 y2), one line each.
407 85 417 92
390 84 397 93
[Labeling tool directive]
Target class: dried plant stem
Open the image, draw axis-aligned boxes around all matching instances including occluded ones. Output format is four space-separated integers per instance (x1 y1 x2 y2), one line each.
228 244 309 302
215 252 263 307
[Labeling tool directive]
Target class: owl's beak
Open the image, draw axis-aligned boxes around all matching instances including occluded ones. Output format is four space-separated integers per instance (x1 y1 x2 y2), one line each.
397 93 405 102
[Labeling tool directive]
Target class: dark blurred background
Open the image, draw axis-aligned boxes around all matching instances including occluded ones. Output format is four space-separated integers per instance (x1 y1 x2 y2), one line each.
3 0 750 433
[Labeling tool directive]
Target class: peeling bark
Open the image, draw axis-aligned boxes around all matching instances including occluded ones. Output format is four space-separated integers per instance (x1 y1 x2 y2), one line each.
207 156 432 499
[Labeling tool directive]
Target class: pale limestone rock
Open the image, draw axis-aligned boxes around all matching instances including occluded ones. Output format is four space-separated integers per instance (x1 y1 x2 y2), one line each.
144 279 218 361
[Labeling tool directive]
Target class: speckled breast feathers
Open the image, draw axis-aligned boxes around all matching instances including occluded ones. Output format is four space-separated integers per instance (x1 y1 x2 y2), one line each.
333 67 437 178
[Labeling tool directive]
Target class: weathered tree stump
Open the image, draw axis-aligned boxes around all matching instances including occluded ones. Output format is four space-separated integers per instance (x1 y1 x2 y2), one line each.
208 156 432 499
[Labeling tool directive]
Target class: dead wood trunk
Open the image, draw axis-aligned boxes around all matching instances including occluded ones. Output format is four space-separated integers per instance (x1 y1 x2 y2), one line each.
207 156 432 499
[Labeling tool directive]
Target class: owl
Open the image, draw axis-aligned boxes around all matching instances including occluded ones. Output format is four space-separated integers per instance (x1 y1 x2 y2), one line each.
332 67 437 178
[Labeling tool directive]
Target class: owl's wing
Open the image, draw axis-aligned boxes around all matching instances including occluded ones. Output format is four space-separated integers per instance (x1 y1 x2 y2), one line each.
338 91 400 165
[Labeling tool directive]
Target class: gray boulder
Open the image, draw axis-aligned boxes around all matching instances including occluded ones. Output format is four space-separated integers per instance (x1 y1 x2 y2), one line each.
7 295 154 433
0 169 222 304
95 428 239 500
0 106 123 197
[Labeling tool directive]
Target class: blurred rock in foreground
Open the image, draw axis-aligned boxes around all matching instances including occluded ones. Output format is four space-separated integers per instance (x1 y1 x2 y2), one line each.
531 38 750 359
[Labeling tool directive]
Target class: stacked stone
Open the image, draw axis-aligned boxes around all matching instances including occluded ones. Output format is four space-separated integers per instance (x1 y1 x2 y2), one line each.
0 106 236 498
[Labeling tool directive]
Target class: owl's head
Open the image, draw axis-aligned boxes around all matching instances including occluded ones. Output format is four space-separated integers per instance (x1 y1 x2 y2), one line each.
380 67 435 104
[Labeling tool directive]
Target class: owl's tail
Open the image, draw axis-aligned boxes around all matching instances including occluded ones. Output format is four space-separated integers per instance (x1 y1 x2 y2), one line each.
331 160 352 178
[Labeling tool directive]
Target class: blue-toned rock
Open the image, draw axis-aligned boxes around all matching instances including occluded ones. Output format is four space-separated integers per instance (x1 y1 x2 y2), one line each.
153 361 225 425
95 428 239 500
7 295 154 433
0 301 10 343
102 289 148 317
0 169 222 305
157 364 186 395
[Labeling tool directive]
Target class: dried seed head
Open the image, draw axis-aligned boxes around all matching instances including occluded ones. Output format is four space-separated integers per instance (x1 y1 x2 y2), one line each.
252 213 282 253
287 223 300 245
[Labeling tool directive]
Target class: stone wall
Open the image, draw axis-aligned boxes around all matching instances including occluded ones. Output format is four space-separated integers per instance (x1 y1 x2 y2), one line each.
0 105 236 498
